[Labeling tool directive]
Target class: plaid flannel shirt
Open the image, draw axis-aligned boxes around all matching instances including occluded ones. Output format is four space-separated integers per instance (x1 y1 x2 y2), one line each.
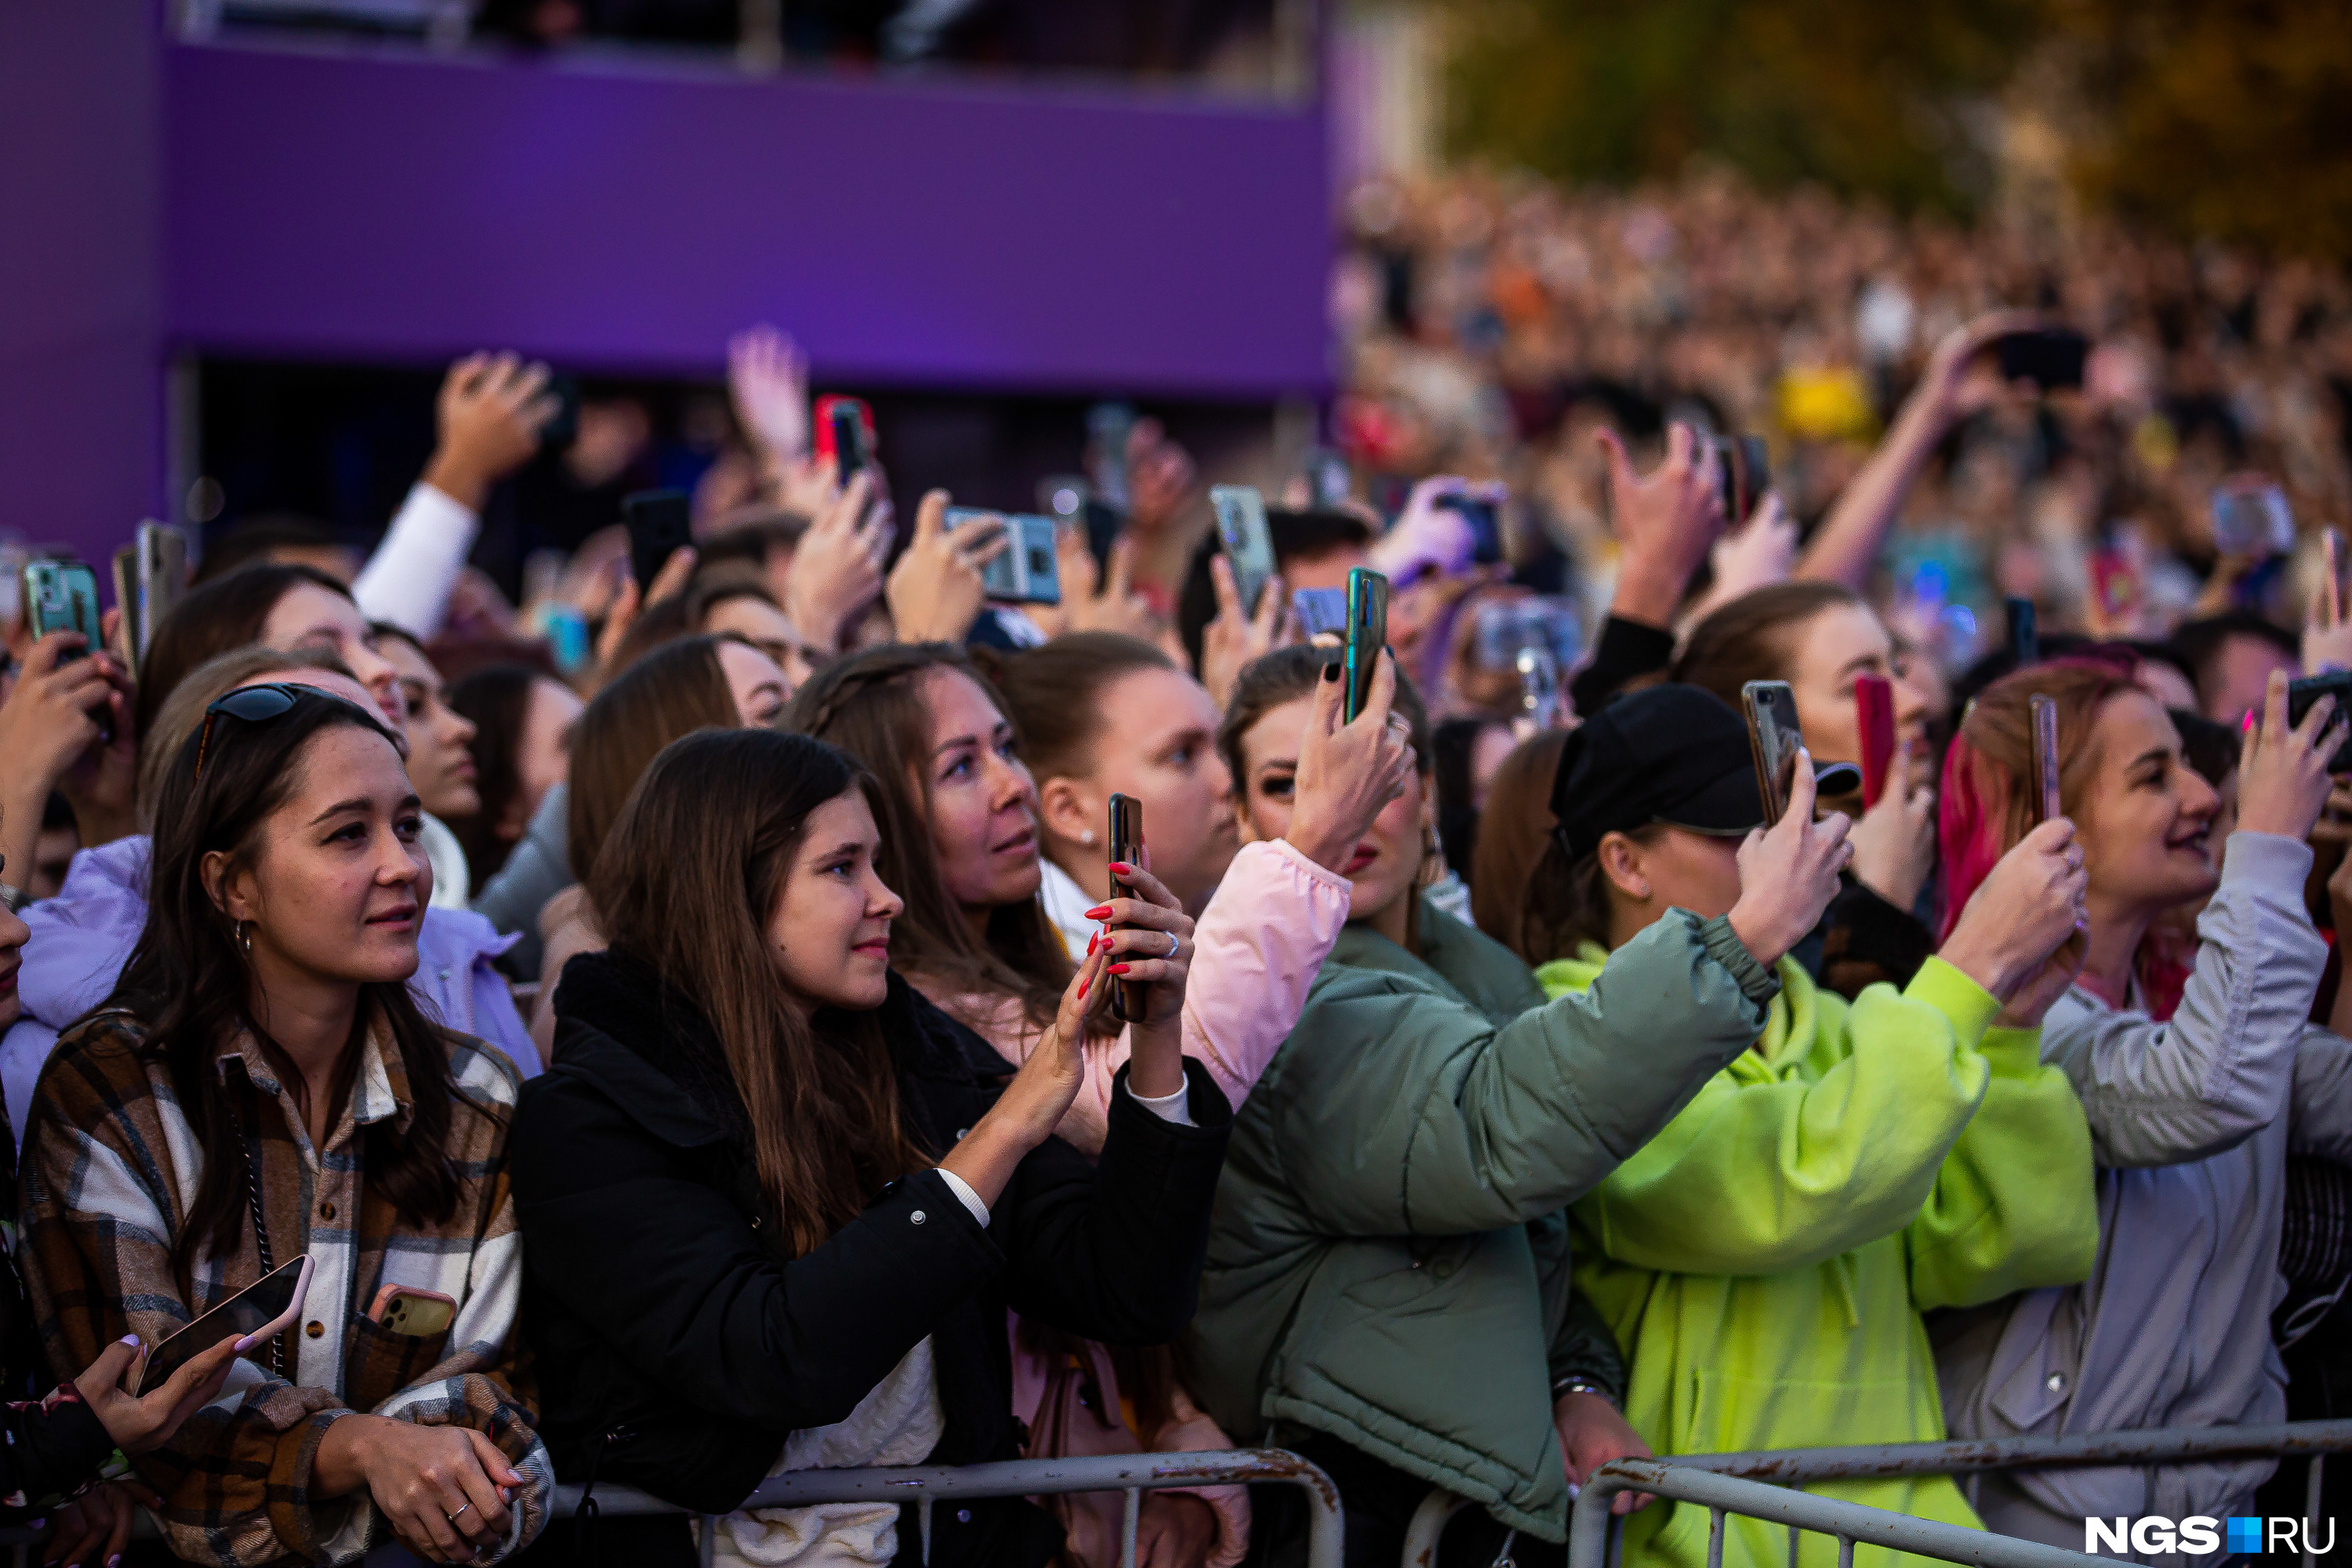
18 1011 550 1566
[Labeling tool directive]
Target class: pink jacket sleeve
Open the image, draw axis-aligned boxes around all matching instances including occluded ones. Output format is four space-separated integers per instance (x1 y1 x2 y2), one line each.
1063 838 1351 1153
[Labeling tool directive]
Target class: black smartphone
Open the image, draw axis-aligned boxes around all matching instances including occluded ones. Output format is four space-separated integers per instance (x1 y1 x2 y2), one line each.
1210 485 1276 616
1994 328 2089 390
1435 493 1504 565
622 490 694 594
540 375 581 453
943 509 1062 606
1741 680 1806 825
2030 694 2062 822
829 401 870 488
1342 568 1389 724
1108 793 1145 1025
2005 597 2039 669
2288 671 2352 775
140 1254 313 1396
1711 434 1771 522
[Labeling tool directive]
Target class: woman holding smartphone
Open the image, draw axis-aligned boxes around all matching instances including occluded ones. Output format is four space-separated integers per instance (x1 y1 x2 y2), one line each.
785 641 1408 1568
1935 663 2352 1545
20 686 548 1567
514 727 1231 1568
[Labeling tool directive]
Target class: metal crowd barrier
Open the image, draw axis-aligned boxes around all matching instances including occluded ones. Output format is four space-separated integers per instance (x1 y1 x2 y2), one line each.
1408 1421 2352 1568
0 1449 1340 1568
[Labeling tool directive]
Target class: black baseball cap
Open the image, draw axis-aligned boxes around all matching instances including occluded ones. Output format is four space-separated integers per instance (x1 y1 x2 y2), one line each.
1548 684 1860 862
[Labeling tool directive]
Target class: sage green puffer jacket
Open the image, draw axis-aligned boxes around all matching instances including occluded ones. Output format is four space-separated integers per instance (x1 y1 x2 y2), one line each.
1185 898 1777 1541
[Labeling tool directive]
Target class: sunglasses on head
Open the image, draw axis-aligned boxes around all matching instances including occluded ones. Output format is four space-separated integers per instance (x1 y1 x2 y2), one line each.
192 683 376 786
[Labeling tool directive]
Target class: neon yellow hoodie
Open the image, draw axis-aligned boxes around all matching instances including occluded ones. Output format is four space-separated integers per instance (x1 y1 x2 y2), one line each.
1537 950 2097 1568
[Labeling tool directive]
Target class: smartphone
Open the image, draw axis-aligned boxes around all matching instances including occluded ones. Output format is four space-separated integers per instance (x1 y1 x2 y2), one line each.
1292 587 1348 638
815 395 874 476
2005 597 2039 670
368 1283 457 1338
540 374 581 453
1741 680 1806 826
943 508 1062 606
621 490 693 594
1341 568 1389 724
1994 327 2089 390
1434 492 1505 565
1711 434 1771 522
25 560 103 655
1304 446 1351 508
138 1254 313 1396
2288 671 2352 775
1107 793 1146 1025
135 521 188 666
1855 673 1896 809
1210 485 1276 617
2209 481 2294 558
1086 403 1137 510
110 546 137 666
2029 695 2063 822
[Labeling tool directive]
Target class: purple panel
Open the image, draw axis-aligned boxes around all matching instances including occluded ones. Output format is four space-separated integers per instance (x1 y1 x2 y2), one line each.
163 42 1332 397
0 0 167 548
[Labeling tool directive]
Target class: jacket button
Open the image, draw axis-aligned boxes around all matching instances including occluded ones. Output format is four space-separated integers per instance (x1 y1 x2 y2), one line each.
956 1509 971 1524
319 1200 336 1221
305 1320 325 1339
910 1210 927 1225
2045 1373 2067 1393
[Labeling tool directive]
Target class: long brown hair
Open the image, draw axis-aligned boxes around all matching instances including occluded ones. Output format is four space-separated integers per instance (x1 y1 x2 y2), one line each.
1468 730 1570 960
111 689 466 1268
1670 582 1864 710
567 636 742 885
786 643 1071 1033
591 728 929 1258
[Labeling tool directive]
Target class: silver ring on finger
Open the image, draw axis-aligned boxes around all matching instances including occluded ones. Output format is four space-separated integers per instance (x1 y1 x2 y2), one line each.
448 1502 471 1521
1163 930 1181 959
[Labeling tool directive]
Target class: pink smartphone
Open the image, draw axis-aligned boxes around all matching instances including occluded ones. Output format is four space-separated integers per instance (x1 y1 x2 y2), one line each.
368 1283 457 1338
138 1254 313 1395
1855 674 1896 809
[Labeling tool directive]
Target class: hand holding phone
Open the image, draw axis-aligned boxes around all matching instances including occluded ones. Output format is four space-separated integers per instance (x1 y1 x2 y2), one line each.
621 490 694 594
138 1254 313 1396
2287 672 2352 775
1992 327 2089 390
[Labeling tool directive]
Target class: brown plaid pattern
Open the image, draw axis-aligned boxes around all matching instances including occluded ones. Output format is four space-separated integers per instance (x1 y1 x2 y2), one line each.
17 1011 550 1566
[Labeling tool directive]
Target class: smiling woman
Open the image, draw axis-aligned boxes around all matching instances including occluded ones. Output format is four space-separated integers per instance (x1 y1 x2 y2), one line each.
18 686 551 1568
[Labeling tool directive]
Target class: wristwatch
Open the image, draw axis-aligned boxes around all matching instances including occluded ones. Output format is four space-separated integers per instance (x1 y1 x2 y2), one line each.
1551 1375 1618 1410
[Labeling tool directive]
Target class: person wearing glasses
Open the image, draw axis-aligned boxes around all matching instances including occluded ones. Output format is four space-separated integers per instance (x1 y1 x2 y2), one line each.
18 681 549 1568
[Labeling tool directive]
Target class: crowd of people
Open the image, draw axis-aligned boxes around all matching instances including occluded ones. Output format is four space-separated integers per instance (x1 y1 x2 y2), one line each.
0 172 2347 1568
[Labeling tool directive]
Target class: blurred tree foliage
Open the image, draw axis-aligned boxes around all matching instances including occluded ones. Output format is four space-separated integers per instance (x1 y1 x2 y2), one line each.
2053 0 2352 260
1439 0 2352 258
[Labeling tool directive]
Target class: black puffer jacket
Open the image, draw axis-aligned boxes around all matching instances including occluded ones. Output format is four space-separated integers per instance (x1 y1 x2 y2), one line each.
510 951 1233 1568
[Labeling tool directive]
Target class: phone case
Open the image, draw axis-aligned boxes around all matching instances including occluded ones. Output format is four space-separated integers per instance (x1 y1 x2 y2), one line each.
1108 795 1145 1025
1342 569 1389 724
1856 675 1896 809
1210 485 1275 615
368 1283 458 1339
2030 695 2063 822
1740 681 1802 824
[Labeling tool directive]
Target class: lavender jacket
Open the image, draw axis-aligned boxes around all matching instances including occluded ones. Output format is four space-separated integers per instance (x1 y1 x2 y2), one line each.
1 836 540 1145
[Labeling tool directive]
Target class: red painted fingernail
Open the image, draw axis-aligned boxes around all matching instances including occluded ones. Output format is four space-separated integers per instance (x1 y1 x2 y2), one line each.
1076 978 1090 999
1109 862 1132 875
1109 964 1131 975
1084 906 1112 920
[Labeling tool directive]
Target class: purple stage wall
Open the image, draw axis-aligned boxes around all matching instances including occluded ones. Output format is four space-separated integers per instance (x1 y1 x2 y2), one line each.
2 5 1331 557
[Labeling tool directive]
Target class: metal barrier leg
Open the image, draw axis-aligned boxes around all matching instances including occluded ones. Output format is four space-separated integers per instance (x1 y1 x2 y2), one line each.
1402 1488 1474 1568
1121 1487 1140 1568
2305 1454 2325 1568
698 1513 717 1568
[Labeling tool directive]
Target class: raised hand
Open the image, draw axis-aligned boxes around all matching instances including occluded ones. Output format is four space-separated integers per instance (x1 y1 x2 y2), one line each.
1082 854 1195 1095
1198 554 1294 710
2238 667 2343 840
940 944 1114 1206
884 489 1006 644
1597 423 1726 627
2305 531 2352 676
593 544 699 677
1688 491 1798 622
1726 752 1853 967
1368 475 1480 583
1059 535 1156 639
421 352 557 511
1283 647 1414 876
1939 818 2089 1025
789 473 893 653
727 325 810 463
